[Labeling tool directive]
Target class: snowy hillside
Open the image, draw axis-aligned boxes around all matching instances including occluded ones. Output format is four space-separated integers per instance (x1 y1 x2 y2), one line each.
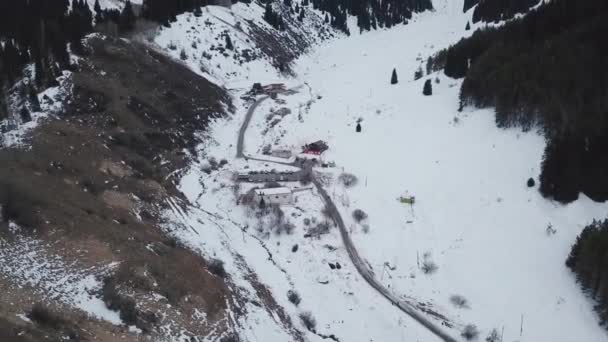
159 0 608 341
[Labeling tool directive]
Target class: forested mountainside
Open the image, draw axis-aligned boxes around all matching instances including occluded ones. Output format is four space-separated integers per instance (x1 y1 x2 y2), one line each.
437 0 608 203
567 220 608 328
463 0 540 23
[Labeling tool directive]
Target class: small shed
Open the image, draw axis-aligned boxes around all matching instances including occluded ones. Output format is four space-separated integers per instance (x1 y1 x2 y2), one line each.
254 187 293 206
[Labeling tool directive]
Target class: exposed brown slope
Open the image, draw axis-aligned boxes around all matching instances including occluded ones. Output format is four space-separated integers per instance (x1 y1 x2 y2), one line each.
0 35 233 340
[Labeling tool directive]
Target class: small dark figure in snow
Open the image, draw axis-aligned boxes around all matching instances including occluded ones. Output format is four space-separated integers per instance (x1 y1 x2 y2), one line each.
391 68 398 84
356 122 361 132
527 177 535 187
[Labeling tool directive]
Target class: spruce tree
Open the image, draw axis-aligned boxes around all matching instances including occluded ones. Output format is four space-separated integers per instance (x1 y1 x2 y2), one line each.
225 34 233 50
414 66 423 80
465 21 470 30
119 0 136 32
423 79 432 95
390 68 398 84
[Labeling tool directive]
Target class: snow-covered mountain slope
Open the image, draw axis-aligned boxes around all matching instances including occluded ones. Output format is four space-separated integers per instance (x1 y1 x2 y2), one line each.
153 2 332 87
159 0 608 341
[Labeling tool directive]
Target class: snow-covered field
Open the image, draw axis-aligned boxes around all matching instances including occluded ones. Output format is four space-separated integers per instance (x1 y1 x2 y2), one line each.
161 1 608 341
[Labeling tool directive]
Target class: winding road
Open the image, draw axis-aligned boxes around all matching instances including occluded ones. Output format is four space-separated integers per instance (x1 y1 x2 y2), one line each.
237 94 458 342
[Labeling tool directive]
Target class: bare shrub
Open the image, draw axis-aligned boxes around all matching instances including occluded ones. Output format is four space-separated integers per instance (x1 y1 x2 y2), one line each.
208 258 227 278
28 303 65 329
180 48 187 60
485 328 501 342
101 278 137 326
299 171 312 185
299 311 316 331
461 324 479 341
449 294 470 309
287 290 301 306
361 224 370 233
338 173 358 188
421 253 438 275
305 221 330 239
220 335 240 342
421 260 437 274
352 209 368 223
303 217 311 226
321 203 333 219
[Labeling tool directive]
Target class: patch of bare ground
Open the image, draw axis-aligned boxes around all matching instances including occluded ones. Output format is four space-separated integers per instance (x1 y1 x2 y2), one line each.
0 35 233 340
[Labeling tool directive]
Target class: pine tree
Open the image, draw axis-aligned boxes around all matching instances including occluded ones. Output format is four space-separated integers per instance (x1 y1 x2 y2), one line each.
119 0 136 32
28 85 41 112
390 68 398 84
94 0 104 23
414 66 423 80
423 79 432 95
20 106 32 123
324 13 329 23
465 21 470 30
356 122 361 132
225 34 233 50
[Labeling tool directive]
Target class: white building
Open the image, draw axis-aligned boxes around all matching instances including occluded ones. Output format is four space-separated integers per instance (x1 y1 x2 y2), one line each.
254 187 293 206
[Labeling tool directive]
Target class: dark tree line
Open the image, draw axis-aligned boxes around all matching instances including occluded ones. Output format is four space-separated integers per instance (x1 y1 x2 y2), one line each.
566 220 608 328
141 0 206 26
472 0 540 23
265 0 432 34
434 0 608 203
463 0 478 13
0 0 141 96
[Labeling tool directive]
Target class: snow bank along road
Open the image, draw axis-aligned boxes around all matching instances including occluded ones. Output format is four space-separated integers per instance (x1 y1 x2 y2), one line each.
237 94 458 342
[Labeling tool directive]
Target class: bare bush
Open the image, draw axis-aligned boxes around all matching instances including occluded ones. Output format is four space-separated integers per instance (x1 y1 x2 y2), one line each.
338 173 358 188
28 303 65 329
180 48 187 60
449 294 470 309
321 203 333 219
287 290 301 306
276 221 295 235
461 324 479 341
299 311 316 331
485 328 501 342
352 209 368 223
305 221 330 239
421 259 438 274
361 224 370 233
101 278 137 326
208 258 227 278
303 217 311 226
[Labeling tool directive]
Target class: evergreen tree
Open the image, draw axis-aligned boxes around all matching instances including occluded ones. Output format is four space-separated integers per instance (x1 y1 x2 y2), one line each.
414 66 423 80
119 0 136 32
28 85 41 112
465 21 470 30
19 106 31 123
390 68 398 84
225 34 233 50
423 79 432 95
94 0 104 23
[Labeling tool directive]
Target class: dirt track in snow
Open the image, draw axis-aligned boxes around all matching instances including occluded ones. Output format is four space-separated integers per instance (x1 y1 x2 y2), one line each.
237 93 458 342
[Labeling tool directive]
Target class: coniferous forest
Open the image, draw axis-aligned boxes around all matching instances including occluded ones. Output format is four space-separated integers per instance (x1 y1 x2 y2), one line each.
567 220 608 328
438 0 608 204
